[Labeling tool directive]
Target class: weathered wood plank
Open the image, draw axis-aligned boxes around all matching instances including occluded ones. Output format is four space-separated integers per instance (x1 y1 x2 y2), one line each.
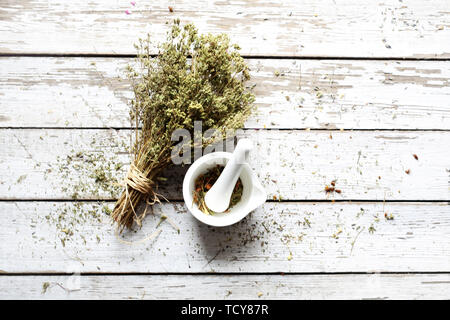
0 201 449 273
1 273 449 299
1 57 450 130
1 1 449 58
0 129 448 200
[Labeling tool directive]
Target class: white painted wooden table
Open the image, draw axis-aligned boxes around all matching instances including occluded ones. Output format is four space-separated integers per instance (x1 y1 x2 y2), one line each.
1 0 449 299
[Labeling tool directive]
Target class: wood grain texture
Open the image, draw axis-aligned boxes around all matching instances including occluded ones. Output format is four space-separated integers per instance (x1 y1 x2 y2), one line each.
1 201 449 273
1 274 449 299
1 0 449 58
1 57 450 129
1 129 449 201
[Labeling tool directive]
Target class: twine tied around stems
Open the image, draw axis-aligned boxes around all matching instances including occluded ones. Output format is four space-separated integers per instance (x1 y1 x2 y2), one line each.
112 162 159 230
125 163 154 195
114 163 163 244
114 164 180 244
114 161 170 227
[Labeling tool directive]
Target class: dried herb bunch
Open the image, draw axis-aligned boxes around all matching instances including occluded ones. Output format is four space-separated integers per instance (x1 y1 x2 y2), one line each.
193 165 243 215
112 20 255 231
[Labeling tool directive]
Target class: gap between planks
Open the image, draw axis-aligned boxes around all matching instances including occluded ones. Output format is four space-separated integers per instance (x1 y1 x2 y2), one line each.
1 199 449 203
1 127 450 131
1 271 450 276
1 53 450 61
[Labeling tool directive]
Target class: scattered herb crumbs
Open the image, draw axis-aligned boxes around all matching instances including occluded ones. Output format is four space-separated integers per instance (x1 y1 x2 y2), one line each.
156 215 167 228
303 217 311 228
102 205 112 216
16 174 27 184
332 228 342 239
287 252 293 261
384 213 394 220
42 282 50 294
325 180 342 195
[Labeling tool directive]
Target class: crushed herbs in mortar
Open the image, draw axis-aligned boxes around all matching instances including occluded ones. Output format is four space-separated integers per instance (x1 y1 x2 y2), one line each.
193 165 243 215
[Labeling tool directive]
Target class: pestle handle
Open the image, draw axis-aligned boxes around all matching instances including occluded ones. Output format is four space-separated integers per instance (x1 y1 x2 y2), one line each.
204 139 253 213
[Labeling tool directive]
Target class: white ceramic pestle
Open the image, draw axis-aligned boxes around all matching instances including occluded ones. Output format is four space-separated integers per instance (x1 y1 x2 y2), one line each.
204 139 253 213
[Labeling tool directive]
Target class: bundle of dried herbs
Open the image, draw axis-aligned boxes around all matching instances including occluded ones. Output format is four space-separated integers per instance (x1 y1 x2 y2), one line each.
193 165 243 215
112 20 254 231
